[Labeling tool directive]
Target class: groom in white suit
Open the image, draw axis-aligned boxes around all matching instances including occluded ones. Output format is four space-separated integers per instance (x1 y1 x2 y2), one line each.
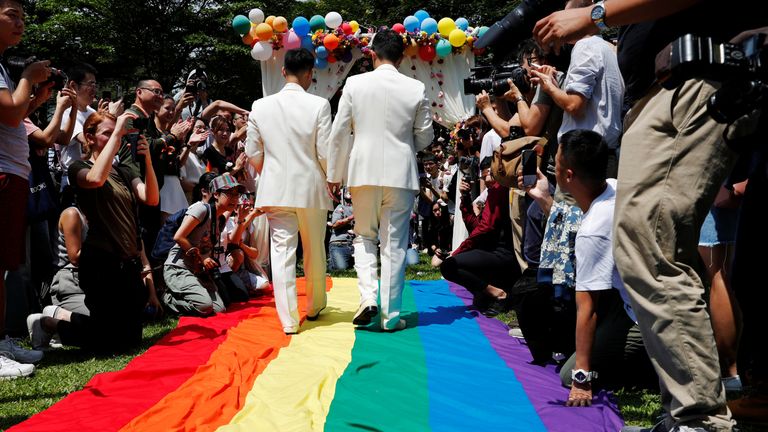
246 49 333 334
327 30 433 331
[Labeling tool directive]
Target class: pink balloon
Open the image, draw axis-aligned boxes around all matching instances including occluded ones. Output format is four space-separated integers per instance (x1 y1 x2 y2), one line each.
392 23 406 34
284 30 301 50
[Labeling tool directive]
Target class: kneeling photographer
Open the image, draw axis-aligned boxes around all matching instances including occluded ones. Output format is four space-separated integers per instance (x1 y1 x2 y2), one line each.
162 173 245 316
534 1 767 430
440 157 521 316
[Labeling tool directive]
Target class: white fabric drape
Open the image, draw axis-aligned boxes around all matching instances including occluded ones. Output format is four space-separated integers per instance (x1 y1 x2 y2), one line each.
260 48 364 99
398 50 476 129
451 173 469 251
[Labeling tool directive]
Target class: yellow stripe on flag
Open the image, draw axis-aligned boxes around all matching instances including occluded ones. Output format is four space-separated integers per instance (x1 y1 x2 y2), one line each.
218 278 359 432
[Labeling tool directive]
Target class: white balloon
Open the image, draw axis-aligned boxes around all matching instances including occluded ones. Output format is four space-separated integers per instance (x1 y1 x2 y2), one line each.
251 41 273 61
248 8 264 24
325 11 343 29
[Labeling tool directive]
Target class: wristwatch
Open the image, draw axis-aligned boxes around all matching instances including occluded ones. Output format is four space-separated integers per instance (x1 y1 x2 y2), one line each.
572 369 598 384
590 2 608 32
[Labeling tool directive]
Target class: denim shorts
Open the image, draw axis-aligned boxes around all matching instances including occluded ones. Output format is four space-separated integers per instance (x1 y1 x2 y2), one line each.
699 207 738 246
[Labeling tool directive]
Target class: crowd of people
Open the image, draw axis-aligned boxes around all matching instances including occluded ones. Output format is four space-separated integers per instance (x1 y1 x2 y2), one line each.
2 0 767 431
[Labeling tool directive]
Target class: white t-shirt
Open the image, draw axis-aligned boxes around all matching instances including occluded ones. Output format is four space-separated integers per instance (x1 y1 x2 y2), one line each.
575 179 637 323
557 36 625 149
59 105 96 188
0 64 30 179
479 130 502 162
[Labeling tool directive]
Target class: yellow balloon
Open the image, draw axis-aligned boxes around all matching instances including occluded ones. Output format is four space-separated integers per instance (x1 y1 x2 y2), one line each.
273 16 288 32
438 17 456 37
449 29 467 47
255 22 273 40
265 15 275 27
349 20 360 33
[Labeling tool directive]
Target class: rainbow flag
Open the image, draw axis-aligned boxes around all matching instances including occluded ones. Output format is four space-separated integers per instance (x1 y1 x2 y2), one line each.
10 278 623 432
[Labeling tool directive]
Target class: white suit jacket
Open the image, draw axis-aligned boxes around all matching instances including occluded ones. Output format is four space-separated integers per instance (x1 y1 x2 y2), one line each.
246 83 333 210
327 64 433 191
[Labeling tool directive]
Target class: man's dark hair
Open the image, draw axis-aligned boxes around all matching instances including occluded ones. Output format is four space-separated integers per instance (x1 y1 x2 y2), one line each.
67 62 97 85
372 29 405 63
421 152 437 164
559 129 609 184
284 49 315 75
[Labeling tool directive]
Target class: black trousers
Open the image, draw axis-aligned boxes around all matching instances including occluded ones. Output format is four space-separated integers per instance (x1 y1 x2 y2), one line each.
440 246 520 301
58 246 147 353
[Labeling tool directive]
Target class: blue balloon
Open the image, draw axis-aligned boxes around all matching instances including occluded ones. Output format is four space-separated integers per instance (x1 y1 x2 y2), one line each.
477 26 490 38
301 36 315 52
292 16 310 36
456 17 469 31
315 57 328 69
403 15 419 33
421 18 438 35
315 46 328 59
414 10 430 23
436 39 452 58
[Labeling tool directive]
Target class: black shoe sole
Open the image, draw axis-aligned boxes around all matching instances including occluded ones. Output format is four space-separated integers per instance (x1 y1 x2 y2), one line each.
353 306 378 326
306 307 326 321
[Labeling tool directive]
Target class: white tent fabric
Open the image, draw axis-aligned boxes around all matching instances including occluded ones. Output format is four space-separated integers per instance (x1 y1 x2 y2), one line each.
260 48 364 99
398 50 476 129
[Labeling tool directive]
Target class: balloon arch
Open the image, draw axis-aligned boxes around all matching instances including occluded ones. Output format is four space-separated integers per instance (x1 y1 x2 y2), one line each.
231 9 491 129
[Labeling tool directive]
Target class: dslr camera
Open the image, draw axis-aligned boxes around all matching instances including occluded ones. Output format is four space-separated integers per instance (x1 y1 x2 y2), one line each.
5 56 68 90
185 67 208 95
656 33 766 124
464 64 531 96
474 0 565 59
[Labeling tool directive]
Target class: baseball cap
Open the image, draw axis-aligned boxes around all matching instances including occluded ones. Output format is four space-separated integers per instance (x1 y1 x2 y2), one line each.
209 173 245 193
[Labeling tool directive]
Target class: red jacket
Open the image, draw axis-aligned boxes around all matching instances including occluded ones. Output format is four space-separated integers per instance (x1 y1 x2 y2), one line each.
453 183 511 256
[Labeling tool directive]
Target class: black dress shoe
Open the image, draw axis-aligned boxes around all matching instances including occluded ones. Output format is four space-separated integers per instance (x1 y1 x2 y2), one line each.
306 307 326 321
353 304 378 326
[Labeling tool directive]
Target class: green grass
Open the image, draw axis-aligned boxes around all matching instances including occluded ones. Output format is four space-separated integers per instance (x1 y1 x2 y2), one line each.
0 254 668 430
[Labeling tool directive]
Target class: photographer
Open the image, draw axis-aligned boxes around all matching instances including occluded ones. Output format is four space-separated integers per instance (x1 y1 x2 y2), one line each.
161 173 242 316
440 157 521 316
535 1 767 431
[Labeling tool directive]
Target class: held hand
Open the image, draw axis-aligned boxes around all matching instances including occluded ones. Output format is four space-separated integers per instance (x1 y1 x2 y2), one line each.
146 295 164 318
730 26 768 44
530 68 558 94
518 168 551 201
135 136 151 162
179 91 196 108
234 152 247 171
502 79 523 101
97 98 110 114
203 257 219 271
115 112 138 137
171 118 193 141
533 7 596 55
476 90 492 111
326 182 341 202
108 98 125 116
57 87 77 110
21 60 51 84
565 382 593 407
458 178 471 195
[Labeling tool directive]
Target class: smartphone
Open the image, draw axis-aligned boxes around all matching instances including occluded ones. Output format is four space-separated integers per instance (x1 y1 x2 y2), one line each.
521 149 537 187
101 90 112 101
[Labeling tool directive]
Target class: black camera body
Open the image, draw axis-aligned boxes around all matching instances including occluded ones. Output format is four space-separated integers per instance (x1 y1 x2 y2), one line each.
126 117 150 162
464 64 531 96
5 56 68 90
655 33 766 123
185 67 208 95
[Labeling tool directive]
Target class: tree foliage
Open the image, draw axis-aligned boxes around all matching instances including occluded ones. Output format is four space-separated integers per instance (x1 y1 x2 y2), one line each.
13 0 521 107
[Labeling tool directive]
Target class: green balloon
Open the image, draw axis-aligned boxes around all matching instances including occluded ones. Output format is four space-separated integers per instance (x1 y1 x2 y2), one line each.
232 15 251 35
436 39 452 58
309 15 326 32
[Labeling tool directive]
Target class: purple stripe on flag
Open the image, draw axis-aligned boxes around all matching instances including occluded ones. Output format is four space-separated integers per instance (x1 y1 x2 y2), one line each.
447 281 625 432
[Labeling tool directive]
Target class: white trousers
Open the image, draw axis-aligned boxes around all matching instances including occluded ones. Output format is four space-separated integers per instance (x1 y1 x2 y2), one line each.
349 186 415 330
266 207 328 332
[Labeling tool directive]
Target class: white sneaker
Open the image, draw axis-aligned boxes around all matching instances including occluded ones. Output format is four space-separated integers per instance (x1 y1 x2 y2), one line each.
0 335 44 364
0 354 35 380
508 327 525 339
27 313 53 350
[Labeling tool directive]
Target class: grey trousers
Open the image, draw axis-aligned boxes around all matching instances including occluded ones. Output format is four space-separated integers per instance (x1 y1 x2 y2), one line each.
613 80 735 431
163 265 226 316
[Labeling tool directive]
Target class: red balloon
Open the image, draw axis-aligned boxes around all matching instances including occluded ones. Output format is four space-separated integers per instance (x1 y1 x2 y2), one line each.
392 23 406 34
328 55 337 64
341 23 353 35
419 45 436 62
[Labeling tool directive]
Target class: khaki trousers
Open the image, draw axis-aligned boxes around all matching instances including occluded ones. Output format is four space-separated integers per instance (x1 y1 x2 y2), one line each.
613 80 735 431
510 189 529 273
266 207 328 333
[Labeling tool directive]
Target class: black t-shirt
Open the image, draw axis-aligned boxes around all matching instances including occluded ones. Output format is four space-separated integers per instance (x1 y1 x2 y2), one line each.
203 146 232 174
617 1 768 107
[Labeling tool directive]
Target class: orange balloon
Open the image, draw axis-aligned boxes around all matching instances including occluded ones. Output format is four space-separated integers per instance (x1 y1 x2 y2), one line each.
243 33 255 45
273 16 288 32
265 15 275 27
405 39 419 57
255 23 273 40
324 33 339 50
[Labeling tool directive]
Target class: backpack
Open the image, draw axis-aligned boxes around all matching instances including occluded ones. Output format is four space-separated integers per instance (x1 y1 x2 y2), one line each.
150 203 210 263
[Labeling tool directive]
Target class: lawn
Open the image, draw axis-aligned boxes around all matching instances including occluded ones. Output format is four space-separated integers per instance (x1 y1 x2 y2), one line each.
0 255 664 430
